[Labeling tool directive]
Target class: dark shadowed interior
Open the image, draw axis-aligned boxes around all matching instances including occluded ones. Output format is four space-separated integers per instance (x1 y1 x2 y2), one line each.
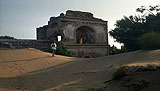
76 26 95 44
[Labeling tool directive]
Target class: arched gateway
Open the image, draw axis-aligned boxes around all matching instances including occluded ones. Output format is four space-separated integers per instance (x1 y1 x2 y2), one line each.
76 26 95 44
37 10 109 57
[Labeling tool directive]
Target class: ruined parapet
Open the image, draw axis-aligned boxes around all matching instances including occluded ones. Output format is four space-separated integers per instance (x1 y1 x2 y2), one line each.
37 25 48 40
65 10 94 19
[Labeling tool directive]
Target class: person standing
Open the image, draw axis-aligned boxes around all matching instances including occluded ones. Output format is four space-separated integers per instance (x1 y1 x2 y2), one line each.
51 42 57 57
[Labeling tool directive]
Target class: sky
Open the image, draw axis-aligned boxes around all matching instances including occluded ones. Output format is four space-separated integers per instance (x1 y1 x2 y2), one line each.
0 0 159 48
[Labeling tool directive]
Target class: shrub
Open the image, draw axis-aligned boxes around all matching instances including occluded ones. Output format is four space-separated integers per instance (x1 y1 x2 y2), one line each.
47 46 52 53
112 66 128 80
55 43 72 57
109 45 121 55
138 32 160 50
109 45 128 55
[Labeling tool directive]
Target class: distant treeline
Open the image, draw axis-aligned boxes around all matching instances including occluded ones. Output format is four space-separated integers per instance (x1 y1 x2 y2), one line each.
0 36 16 39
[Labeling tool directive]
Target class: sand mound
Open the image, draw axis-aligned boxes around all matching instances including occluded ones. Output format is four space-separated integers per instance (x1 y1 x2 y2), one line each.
0 48 160 91
0 48 76 78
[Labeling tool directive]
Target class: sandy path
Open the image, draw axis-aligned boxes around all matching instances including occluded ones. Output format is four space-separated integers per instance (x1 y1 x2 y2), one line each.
0 48 160 91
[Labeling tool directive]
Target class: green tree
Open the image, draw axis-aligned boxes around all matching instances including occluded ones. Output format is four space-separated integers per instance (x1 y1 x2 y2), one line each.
145 13 160 33
138 32 160 50
109 15 144 51
109 5 160 51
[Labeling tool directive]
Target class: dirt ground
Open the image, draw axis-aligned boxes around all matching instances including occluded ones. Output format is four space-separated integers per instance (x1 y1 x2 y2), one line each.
0 48 160 91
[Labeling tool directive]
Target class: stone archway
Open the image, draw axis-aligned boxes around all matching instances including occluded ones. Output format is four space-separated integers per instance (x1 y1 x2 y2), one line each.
76 26 95 44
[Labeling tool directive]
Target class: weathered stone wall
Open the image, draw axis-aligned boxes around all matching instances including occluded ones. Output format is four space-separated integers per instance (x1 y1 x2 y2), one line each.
37 25 48 40
59 19 108 45
0 39 51 51
67 44 108 58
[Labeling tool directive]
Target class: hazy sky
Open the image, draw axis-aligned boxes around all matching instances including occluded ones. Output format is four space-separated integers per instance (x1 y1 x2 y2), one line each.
0 0 159 48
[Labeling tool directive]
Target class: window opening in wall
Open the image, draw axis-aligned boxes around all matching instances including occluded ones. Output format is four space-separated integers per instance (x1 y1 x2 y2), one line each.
57 35 62 42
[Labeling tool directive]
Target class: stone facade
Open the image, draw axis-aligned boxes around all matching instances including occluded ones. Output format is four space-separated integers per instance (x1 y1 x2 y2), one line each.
37 10 109 57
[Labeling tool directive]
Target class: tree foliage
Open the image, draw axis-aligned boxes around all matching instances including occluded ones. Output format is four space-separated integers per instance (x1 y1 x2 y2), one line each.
109 45 128 55
136 5 160 16
109 5 160 51
0 35 16 39
55 43 72 57
109 15 144 51
138 32 160 50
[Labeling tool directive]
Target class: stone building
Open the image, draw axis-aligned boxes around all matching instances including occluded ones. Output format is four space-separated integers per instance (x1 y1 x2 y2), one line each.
37 10 109 57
